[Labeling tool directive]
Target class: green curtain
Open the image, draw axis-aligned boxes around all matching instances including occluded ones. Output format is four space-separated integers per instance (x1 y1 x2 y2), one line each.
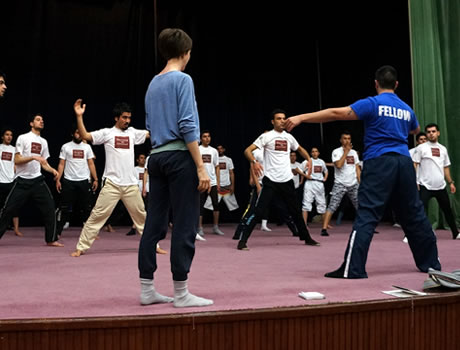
409 0 460 230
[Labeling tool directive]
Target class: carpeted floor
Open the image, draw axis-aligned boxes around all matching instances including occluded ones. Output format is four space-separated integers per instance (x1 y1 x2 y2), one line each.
0 221 458 320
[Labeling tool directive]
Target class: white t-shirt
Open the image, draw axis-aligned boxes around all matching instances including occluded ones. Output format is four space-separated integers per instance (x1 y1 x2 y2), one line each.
253 129 299 183
91 127 147 186
413 141 450 190
252 148 264 184
331 147 359 187
59 141 94 181
301 158 328 182
409 147 418 161
290 161 302 188
143 156 150 193
219 155 234 187
15 131 50 179
135 166 146 192
199 145 219 186
0 144 15 183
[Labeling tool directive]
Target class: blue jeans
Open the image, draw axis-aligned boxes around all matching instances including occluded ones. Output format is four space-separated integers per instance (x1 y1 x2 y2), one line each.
138 151 199 281
338 153 441 278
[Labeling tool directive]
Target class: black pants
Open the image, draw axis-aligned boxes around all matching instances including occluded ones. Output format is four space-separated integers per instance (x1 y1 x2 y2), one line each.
336 153 440 278
419 185 458 238
199 185 218 214
56 178 93 236
239 177 310 243
0 176 58 243
0 182 18 218
138 151 199 281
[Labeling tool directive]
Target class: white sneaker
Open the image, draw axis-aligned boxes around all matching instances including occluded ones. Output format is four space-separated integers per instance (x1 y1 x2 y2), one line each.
402 236 408 243
195 234 206 241
393 223 401 228
197 228 205 237
456 233 460 240
63 222 70 230
261 226 272 232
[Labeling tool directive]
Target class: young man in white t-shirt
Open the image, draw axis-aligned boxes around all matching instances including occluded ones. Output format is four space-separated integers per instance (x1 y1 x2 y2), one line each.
0 128 21 236
197 130 223 236
300 147 328 225
0 114 63 246
413 123 459 239
237 109 320 250
321 131 360 237
71 100 150 257
55 127 98 237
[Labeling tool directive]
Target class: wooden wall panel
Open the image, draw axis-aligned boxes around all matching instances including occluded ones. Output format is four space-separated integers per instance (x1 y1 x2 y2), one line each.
1 293 460 350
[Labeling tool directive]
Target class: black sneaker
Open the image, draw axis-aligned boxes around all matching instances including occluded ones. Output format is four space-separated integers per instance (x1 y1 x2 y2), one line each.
320 229 329 236
237 241 249 250
126 228 136 236
305 238 320 246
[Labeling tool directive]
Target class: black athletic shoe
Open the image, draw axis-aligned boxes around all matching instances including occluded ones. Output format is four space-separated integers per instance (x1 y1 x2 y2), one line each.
324 266 346 278
304 238 320 246
237 241 249 250
126 228 136 236
320 229 329 236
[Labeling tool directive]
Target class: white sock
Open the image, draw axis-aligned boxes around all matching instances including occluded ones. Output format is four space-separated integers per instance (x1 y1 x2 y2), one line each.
261 220 271 231
213 225 224 235
173 280 213 308
140 279 173 305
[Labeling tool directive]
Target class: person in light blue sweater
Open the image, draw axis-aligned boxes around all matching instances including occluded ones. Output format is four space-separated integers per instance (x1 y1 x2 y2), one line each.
138 28 213 308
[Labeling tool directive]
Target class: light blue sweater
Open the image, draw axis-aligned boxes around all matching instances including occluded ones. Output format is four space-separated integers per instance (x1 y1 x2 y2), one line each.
145 71 200 149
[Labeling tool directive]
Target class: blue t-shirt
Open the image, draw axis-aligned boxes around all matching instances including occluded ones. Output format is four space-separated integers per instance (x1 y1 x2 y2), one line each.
350 92 419 161
145 71 200 148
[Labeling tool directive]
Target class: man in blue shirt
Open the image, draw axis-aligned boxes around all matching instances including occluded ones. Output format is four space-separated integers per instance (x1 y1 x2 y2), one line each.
139 28 213 307
286 65 441 278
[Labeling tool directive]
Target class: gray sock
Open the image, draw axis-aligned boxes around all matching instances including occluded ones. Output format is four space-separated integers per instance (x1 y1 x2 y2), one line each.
173 280 213 308
140 278 173 305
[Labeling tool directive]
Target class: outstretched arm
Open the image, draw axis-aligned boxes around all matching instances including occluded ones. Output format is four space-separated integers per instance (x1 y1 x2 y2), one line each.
74 99 93 143
285 107 358 131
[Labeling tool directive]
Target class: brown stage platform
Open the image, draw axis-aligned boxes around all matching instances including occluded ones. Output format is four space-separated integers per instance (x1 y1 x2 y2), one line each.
1 222 459 349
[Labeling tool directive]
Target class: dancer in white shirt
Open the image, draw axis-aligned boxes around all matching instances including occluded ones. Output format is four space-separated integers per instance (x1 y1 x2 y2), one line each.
0 128 21 236
55 127 97 237
237 109 320 250
71 100 150 257
0 114 62 246
413 123 459 239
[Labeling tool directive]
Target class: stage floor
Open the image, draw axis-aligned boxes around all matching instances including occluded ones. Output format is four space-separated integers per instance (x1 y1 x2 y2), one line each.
1 221 458 320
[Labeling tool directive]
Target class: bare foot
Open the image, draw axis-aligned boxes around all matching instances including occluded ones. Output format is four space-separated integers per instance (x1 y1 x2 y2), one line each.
156 247 168 255
104 224 115 233
70 250 84 257
14 231 23 237
47 241 64 247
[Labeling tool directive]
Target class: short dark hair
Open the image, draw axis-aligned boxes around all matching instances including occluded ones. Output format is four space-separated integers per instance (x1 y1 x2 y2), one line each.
271 108 286 120
158 28 193 61
1 127 13 137
200 130 211 138
425 123 439 131
340 130 352 138
375 65 398 90
29 113 43 123
112 102 132 118
415 132 426 141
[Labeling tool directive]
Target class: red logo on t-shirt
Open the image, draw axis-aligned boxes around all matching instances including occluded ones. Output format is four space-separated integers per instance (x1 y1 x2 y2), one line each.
31 142 42 154
314 165 322 173
202 154 212 163
73 150 84 159
139 173 144 180
431 148 440 157
219 162 227 170
115 136 130 149
1 152 12 161
346 156 355 164
275 140 288 152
